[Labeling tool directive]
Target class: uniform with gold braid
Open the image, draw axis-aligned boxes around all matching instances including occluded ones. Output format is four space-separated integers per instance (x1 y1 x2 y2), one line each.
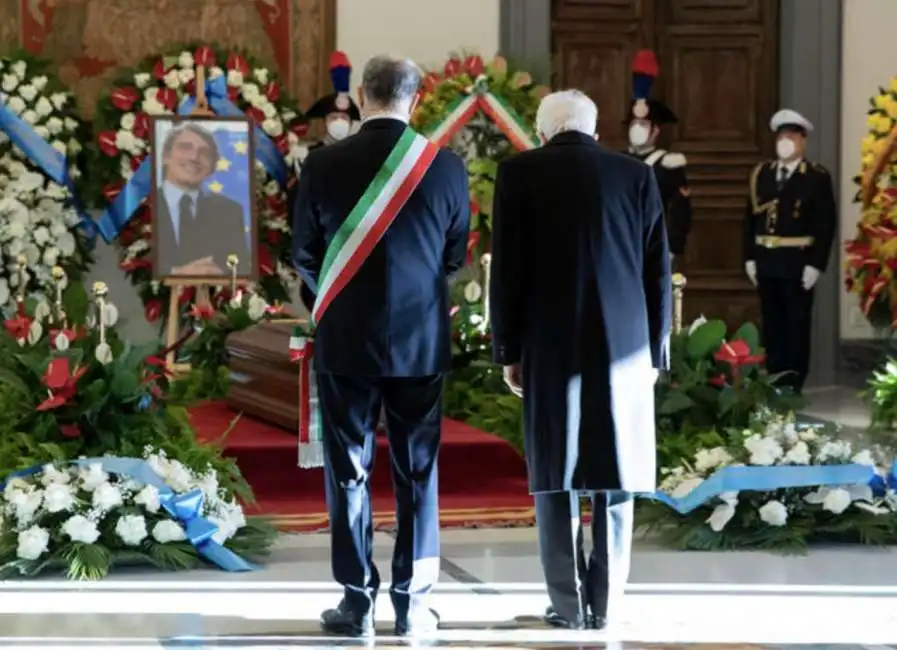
742 109 836 393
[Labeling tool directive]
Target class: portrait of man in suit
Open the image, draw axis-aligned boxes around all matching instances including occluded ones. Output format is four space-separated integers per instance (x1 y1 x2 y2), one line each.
152 118 255 280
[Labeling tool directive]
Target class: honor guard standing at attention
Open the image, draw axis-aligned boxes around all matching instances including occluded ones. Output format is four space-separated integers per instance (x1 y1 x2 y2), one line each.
625 50 693 261
305 50 362 151
290 51 361 310
742 109 836 394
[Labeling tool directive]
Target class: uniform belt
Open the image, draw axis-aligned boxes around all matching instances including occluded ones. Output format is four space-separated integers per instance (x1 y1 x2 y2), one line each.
755 235 814 249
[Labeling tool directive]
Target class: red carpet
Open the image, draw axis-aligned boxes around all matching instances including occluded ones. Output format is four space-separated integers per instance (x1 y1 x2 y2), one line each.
190 402 534 532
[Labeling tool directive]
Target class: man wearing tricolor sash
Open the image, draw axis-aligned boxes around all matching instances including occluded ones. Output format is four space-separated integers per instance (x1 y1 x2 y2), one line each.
291 55 470 638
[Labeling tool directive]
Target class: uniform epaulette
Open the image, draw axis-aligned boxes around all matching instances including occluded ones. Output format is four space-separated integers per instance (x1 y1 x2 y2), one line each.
813 162 829 175
661 152 687 169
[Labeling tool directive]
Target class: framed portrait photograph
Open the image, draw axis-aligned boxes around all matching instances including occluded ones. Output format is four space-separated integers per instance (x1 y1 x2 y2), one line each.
150 115 258 282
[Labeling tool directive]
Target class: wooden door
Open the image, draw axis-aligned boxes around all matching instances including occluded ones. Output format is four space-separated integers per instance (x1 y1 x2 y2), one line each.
551 0 779 328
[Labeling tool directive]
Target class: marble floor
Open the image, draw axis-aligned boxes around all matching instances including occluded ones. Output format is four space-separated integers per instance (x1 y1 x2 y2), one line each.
3 386 895 649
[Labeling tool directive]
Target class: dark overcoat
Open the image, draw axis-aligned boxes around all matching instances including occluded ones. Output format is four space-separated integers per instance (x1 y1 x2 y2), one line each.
489 132 672 494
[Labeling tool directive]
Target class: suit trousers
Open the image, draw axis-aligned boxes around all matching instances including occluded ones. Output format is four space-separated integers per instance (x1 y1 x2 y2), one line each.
315 371 443 619
757 277 814 393
534 490 634 624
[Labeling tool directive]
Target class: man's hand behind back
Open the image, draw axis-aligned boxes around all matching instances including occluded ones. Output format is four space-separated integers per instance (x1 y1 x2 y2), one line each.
503 363 523 398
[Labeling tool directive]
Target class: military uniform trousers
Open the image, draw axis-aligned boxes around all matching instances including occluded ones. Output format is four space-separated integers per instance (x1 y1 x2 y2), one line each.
757 276 814 393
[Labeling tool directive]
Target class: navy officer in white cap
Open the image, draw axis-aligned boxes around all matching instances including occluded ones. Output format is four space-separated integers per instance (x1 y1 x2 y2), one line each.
742 108 836 394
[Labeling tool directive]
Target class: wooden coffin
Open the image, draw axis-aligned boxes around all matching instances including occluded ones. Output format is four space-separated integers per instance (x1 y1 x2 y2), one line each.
225 321 301 432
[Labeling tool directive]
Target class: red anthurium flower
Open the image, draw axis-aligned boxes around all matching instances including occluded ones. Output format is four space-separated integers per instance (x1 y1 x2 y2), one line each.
464 55 485 77
714 339 765 382
132 113 150 139
245 106 265 125
291 122 309 138
264 81 281 103
443 58 462 78
450 305 460 317
155 88 177 111
422 73 441 93
466 232 481 265
266 303 284 316
4 314 31 341
189 303 216 320
60 424 81 439
709 374 727 388
49 328 81 350
97 131 119 157
152 57 170 80
102 182 124 202
194 45 216 67
37 358 87 411
144 300 162 322
110 87 139 111
226 54 250 75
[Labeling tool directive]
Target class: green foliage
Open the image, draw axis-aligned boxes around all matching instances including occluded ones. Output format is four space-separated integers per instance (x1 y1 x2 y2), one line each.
0 294 274 578
411 54 545 248
862 356 897 447
655 318 804 469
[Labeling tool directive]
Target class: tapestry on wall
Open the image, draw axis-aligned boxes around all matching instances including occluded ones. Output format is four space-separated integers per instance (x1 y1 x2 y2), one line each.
2 0 335 115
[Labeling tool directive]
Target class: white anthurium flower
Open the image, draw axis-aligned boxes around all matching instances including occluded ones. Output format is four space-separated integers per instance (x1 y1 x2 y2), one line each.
1 74 18 93
706 502 736 532
178 51 195 69
847 483 873 503
227 70 244 87
687 315 707 335
34 96 53 118
853 501 891 516
120 113 136 131
163 69 180 89
32 75 48 91
177 68 195 85
50 92 67 110
95 342 114 365
782 440 811 465
669 476 703 499
46 116 63 135
134 72 151 88
262 102 277 119
464 281 483 303
261 118 283 137
254 68 269 84
21 109 38 125
851 449 875 466
103 302 120 327
33 125 50 139
11 60 27 79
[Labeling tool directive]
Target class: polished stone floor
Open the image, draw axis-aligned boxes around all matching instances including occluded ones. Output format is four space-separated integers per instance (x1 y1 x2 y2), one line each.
3 387 896 648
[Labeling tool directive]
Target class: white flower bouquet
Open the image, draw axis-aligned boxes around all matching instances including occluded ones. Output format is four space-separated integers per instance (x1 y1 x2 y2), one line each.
639 411 897 551
0 53 91 306
0 449 274 580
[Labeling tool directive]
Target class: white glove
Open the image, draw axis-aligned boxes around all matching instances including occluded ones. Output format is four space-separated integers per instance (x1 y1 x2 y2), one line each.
745 261 757 286
802 265 821 290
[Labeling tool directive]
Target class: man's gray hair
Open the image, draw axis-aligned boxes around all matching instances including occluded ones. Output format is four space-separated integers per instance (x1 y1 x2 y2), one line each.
536 90 598 140
361 55 422 109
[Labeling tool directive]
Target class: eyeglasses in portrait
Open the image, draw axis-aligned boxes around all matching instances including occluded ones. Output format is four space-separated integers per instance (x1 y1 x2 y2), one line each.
150 116 257 282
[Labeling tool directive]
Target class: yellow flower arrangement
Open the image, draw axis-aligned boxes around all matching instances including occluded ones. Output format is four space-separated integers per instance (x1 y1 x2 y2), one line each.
845 77 897 329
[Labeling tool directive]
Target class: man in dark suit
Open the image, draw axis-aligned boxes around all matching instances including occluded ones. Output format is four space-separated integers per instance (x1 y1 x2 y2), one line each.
490 90 671 631
291 55 470 638
743 108 836 393
156 122 251 277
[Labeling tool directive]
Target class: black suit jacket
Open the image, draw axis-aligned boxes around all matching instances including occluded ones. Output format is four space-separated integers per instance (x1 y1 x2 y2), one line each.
156 188 251 276
291 119 470 377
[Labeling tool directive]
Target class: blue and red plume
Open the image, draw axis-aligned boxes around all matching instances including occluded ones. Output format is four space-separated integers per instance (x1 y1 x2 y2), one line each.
631 49 659 101
329 51 351 94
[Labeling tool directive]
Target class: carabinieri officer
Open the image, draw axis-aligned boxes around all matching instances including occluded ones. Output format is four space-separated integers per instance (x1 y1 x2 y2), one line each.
742 108 836 394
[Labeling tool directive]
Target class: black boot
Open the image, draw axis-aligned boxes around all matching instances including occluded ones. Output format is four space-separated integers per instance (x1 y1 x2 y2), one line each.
320 600 375 638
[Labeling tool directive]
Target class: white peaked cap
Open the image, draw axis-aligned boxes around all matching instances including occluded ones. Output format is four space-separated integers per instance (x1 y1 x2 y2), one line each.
769 109 814 133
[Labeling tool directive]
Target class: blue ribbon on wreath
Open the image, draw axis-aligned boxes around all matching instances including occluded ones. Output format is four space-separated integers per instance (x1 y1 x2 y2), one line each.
0 102 97 243
96 75 287 243
0 456 256 573
645 461 897 514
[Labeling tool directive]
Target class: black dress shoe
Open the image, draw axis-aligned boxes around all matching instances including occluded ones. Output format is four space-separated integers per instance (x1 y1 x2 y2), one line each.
591 615 608 630
543 606 589 630
320 601 374 638
395 607 440 636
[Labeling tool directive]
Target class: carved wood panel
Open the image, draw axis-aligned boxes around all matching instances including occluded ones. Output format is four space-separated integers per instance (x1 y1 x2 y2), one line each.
551 0 779 329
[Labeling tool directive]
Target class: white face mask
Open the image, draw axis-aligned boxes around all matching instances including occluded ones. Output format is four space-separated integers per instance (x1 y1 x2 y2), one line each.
776 137 796 161
629 123 651 147
327 119 351 141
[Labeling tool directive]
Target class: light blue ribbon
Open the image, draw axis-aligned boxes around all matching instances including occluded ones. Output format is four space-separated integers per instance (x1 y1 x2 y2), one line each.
644 462 887 514
96 75 287 242
0 103 97 243
1 456 256 573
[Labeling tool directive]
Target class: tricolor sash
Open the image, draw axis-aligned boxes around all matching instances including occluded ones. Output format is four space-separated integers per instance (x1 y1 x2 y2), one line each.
292 126 439 468
311 126 440 326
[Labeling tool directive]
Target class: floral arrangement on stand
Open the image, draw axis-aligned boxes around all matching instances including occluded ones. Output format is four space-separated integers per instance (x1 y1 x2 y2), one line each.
168 288 286 402
655 315 803 469
0 51 92 309
639 411 897 551
88 44 307 324
844 76 897 329
412 53 548 270
0 271 274 579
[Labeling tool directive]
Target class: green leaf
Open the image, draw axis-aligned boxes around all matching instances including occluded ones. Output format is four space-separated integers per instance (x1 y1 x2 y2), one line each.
63 281 90 326
659 390 695 415
732 322 761 353
110 370 140 399
685 320 726 360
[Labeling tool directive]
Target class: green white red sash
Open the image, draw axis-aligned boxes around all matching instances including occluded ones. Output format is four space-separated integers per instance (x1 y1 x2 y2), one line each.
311 126 440 326
292 126 438 468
